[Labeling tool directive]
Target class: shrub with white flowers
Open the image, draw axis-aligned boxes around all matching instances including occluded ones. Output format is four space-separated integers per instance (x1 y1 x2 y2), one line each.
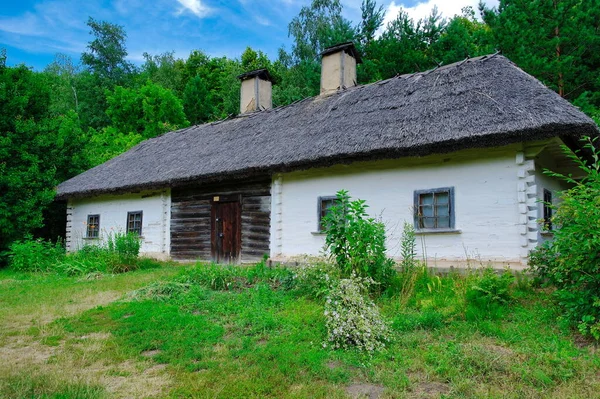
323 276 389 352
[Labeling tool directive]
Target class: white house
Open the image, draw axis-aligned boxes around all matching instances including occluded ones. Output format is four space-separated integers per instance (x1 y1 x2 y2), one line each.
56 42 598 270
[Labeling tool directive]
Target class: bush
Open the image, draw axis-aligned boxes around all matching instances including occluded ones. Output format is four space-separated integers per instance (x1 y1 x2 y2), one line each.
529 137 600 339
465 268 514 311
8 237 65 272
290 260 340 299
323 276 389 352
322 190 395 292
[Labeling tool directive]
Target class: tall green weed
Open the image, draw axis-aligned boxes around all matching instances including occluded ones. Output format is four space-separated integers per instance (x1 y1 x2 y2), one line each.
8 237 65 272
322 190 395 292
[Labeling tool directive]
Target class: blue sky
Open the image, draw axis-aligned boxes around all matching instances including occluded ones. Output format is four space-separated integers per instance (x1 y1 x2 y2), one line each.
0 0 498 70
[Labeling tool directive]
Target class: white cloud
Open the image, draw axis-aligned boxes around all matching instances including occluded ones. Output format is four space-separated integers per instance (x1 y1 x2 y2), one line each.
381 0 499 29
0 13 45 36
176 0 212 18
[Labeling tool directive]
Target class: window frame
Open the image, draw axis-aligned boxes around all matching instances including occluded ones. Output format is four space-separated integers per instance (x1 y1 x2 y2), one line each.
317 196 339 232
126 211 143 236
86 214 100 239
542 189 553 232
413 187 455 231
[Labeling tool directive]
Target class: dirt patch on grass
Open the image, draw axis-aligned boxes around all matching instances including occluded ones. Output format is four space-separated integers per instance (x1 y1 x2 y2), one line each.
480 343 515 357
411 381 450 398
0 336 61 369
101 360 171 398
1 332 171 399
327 360 343 370
141 349 162 357
345 383 384 399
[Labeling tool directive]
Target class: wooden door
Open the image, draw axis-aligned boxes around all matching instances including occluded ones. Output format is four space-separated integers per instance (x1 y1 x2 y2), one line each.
211 199 241 263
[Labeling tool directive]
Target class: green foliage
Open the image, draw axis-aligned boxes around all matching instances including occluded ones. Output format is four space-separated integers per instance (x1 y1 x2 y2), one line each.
0 64 88 259
529 137 600 339
8 233 144 276
141 51 185 93
323 276 389 352
322 190 395 291
105 80 189 140
481 0 600 105
290 260 341 299
465 268 514 319
8 237 65 272
183 75 214 124
81 17 133 84
400 222 417 270
177 261 291 292
287 0 357 63
4 263 599 397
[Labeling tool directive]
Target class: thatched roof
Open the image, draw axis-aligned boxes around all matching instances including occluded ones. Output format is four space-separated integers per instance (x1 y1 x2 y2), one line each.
57 54 598 199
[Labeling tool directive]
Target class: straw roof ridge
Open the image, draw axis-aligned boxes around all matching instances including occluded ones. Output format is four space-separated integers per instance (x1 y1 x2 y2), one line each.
57 54 598 199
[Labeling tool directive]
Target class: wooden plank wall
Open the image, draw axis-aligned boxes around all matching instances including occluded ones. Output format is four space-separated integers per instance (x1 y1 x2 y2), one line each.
171 178 271 262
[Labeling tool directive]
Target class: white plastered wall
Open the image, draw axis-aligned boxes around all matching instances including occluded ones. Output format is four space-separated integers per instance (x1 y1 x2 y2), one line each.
66 189 171 259
271 144 528 269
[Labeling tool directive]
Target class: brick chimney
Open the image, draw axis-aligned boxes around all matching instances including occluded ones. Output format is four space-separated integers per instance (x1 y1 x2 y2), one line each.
237 69 272 114
320 42 362 95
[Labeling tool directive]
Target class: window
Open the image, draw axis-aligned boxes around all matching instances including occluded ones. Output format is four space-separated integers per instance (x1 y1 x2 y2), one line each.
127 211 143 236
414 187 455 230
86 214 100 238
543 189 553 231
318 196 339 231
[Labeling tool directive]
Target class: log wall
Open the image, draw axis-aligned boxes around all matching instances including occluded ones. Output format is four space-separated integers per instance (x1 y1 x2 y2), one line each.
170 178 271 263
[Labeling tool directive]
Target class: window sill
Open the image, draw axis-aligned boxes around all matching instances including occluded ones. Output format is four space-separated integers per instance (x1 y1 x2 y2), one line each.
82 237 100 240
311 231 326 236
540 231 554 237
415 228 462 235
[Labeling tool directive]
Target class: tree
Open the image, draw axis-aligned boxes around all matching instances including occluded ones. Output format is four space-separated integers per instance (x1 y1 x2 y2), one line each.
141 51 186 94
0 64 87 258
105 81 189 140
183 76 214 125
431 6 495 65
481 0 600 103
359 0 385 47
288 0 357 63
44 53 81 114
81 17 134 84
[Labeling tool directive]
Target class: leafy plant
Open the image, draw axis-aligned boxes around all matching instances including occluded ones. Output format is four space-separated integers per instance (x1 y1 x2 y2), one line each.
397 222 420 305
322 190 395 291
465 268 514 319
529 136 600 339
291 260 340 300
323 276 389 352
8 237 65 272
400 222 417 270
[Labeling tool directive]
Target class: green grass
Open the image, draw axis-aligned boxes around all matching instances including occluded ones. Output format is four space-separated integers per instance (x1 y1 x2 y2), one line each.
1 263 599 398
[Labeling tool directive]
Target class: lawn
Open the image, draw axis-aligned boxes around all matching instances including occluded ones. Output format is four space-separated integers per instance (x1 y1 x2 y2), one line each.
1 262 599 399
